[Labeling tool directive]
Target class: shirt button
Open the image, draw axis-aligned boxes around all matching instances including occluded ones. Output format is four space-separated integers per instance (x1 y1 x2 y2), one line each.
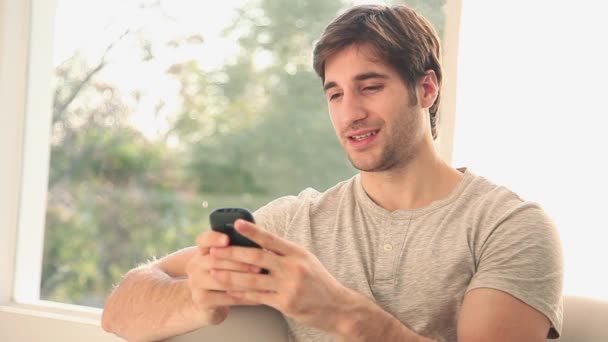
383 244 393 251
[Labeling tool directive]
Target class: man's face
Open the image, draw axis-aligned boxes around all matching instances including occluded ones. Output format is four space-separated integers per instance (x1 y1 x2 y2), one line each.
323 44 426 172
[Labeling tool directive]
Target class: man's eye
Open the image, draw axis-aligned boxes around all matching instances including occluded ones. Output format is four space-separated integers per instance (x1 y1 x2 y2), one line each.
363 85 383 92
329 93 342 101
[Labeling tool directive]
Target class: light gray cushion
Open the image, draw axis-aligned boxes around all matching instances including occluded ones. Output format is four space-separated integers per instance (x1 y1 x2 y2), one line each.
554 295 608 342
163 295 608 341
164 305 288 342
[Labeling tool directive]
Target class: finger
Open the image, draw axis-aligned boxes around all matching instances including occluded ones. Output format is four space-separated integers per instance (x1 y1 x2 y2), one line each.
196 231 230 253
190 272 253 292
210 246 276 271
226 290 278 308
191 289 259 307
205 254 261 273
211 269 277 292
188 265 253 292
233 220 296 255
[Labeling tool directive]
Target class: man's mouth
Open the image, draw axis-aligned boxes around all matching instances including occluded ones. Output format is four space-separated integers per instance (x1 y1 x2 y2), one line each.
349 130 378 141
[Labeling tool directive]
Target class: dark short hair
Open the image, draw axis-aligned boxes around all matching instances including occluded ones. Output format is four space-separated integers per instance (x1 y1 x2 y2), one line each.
313 4 442 139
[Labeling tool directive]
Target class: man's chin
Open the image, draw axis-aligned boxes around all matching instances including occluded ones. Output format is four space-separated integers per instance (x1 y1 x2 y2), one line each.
347 151 404 172
349 158 389 173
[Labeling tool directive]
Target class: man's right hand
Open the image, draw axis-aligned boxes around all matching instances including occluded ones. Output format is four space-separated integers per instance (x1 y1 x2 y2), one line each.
185 231 261 324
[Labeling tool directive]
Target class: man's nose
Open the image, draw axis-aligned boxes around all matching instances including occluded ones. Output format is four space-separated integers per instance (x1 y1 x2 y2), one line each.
341 92 368 124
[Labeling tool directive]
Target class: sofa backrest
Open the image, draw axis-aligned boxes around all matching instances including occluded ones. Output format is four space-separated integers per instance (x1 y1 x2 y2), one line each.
165 305 288 342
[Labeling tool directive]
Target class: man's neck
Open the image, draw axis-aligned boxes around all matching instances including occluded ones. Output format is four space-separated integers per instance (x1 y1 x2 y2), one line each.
359 144 464 212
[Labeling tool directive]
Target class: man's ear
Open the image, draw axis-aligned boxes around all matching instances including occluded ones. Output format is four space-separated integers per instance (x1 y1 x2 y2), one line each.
417 70 439 110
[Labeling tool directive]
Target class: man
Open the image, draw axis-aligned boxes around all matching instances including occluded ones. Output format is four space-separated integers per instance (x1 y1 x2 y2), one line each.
102 4 563 341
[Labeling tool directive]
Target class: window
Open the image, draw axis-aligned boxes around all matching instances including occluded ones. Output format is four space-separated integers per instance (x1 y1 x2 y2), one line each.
2 0 459 339
41 0 455 308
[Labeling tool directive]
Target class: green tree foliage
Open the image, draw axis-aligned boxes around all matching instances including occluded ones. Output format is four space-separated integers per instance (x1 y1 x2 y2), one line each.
44 51 201 305
176 0 352 197
42 0 446 307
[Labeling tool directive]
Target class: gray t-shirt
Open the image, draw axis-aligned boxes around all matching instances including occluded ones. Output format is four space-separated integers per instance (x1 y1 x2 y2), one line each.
254 169 563 342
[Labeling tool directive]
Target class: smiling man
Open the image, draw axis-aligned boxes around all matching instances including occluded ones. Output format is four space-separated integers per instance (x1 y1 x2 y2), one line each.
102 4 563 342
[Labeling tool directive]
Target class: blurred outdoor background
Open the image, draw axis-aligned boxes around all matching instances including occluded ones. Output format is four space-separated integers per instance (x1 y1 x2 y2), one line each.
42 0 447 307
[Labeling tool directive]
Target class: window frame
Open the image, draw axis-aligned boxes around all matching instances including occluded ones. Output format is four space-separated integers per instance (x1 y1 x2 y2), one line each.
0 0 461 339
0 0 112 339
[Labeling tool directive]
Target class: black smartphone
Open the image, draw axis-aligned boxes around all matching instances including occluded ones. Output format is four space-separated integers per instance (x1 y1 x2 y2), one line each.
209 207 260 248
210 207 269 274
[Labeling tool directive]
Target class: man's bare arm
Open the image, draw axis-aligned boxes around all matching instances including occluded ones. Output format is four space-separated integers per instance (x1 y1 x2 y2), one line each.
332 288 435 342
102 230 258 341
333 287 550 342
101 247 214 341
332 287 550 342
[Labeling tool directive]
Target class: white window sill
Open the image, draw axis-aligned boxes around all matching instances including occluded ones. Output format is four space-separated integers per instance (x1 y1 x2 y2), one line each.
0 300 120 341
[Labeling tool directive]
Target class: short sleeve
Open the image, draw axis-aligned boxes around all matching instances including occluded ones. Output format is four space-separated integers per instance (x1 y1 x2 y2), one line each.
253 188 319 238
466 202 564 338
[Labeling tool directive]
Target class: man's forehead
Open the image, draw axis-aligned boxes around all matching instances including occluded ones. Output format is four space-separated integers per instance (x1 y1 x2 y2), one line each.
326 43 384 69
323 44 392 89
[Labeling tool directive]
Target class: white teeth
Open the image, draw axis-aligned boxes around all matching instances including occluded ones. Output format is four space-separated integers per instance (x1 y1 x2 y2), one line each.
352 131 376 140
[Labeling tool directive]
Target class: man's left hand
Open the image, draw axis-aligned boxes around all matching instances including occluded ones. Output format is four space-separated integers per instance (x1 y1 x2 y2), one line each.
208 219 355 334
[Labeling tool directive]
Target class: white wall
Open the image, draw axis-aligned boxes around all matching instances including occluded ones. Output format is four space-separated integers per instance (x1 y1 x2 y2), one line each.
454 0 608 300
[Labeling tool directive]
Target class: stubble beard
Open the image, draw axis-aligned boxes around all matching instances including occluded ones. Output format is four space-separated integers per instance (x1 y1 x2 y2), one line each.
347 141 403 172
347 107 421 173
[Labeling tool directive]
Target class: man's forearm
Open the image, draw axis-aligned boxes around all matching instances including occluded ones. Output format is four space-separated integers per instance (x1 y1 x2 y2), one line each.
333 289 436 342
101 265 211 341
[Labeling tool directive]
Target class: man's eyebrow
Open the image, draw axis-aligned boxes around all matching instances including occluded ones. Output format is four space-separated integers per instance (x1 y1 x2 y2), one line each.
323 72 390 92
354 72 390 82
323 81 337 92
